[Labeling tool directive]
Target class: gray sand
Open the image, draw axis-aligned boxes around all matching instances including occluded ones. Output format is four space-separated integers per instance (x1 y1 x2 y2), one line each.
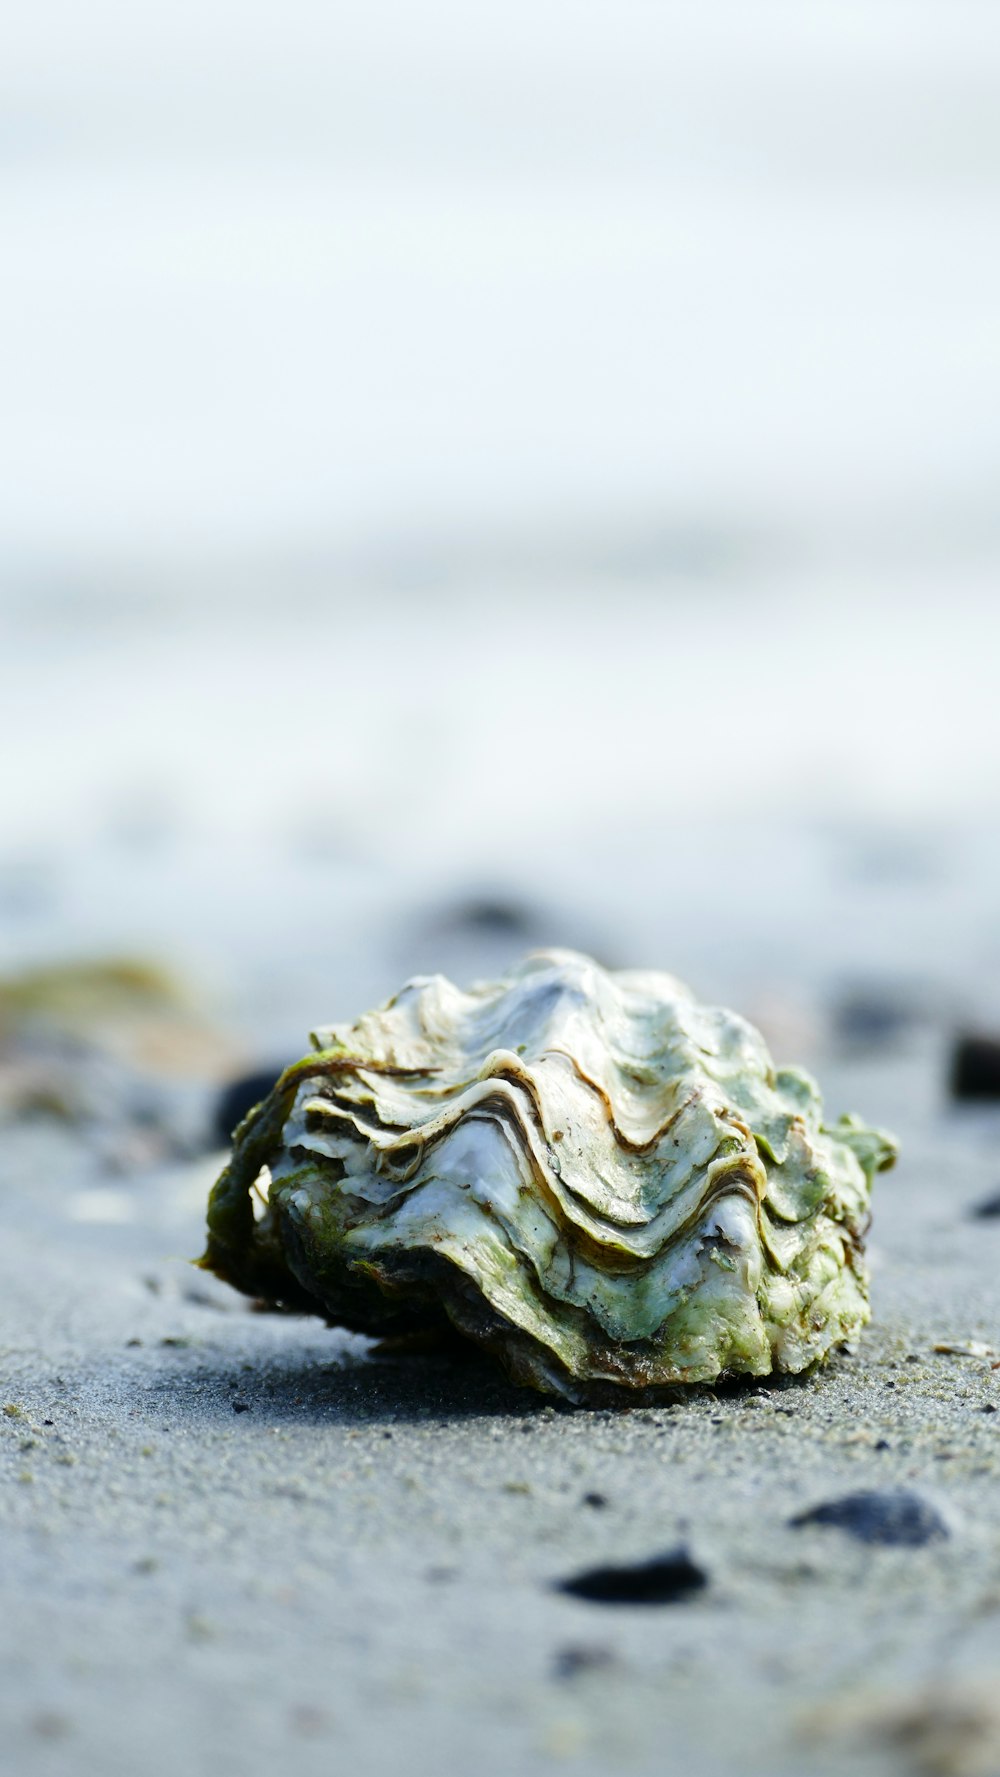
4 1025 1000 1777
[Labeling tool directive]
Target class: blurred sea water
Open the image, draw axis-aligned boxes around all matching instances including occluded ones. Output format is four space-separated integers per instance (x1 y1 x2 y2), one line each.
2 1 999 1032
3 1 1000 569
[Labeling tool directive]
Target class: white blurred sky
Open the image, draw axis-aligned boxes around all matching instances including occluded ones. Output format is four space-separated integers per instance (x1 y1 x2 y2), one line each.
2 2 1000 889
2 0 999 576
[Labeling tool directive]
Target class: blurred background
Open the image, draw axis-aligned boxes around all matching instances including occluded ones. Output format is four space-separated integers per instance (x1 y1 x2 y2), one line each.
3 0 1000 1063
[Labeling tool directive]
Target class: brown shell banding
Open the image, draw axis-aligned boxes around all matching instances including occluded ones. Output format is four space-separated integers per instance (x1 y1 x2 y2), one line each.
203 950 896 1397
541 1046 714 1154
294 1040 767 1264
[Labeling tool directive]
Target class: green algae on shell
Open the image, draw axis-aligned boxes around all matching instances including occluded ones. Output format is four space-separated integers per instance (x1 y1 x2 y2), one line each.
200 950 897 1402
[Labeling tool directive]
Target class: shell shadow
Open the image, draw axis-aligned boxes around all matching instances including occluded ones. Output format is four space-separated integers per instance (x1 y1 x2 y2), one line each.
136 1335 553 1428
245 1343 549 1425
132 1322 828 1429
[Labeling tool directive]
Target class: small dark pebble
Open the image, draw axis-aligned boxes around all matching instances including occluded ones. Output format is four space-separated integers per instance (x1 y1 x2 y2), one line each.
790 1489 949 1547
553 1644 618 1679
950 1035 1000 1102
980 1404 998 1414
30 1712 72 1742
289 1705 331 1739
969 1191 1000 1220
555 1546 708 1606
582 1492 609 1509
874 1439 891 1451
181 1286 229 1311
436 896 537 940
833 991 915 1052
214 1069 283 1146
232 1401 251 1414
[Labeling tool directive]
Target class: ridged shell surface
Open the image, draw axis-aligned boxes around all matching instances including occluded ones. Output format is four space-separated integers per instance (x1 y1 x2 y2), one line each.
202 950 897 1400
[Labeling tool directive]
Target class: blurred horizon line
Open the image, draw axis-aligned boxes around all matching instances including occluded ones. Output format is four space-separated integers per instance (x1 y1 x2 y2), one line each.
5 494 1000 620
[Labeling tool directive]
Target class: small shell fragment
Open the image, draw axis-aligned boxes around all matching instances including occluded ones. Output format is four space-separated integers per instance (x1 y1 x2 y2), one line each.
932 1341 999 1362
200 950 897 1402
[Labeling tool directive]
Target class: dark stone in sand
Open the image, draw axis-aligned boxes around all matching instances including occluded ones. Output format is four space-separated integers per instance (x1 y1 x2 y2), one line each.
555 1547 707 1605
950 1035 1000 1102
790 1489 949 1546
833 989 915 1051
552 1643 618 1679
969 1190 1000 1220
214 1069 282 1145
440 896 538 939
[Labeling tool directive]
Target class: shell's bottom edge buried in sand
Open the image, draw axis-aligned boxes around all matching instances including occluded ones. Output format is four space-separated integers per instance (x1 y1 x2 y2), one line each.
200 950 897 1402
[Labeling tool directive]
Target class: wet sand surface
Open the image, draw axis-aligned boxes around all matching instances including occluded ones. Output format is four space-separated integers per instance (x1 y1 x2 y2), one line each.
3 824 1000 1777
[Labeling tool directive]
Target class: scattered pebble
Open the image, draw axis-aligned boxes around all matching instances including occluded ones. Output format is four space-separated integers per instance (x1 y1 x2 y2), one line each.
790 1489 951 1547
182 1285 231 1311
581 1491 609 1509
832 988 918 1052
950 1035 1000 1102
289 1703 333 1738
968 1191 1000 1221
873 1686 1000 1777
552 1643 618 1679
435 896 537 940
213 1069 282 1147
29 1711 72 1741
555 1547 708 1605
933 1341 999 1362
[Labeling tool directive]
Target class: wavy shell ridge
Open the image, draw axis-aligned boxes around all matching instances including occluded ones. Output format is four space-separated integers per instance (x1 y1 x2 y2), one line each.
202 949 896 1400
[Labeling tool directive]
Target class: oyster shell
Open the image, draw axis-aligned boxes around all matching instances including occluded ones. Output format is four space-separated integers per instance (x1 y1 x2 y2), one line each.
201 950 896 1401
